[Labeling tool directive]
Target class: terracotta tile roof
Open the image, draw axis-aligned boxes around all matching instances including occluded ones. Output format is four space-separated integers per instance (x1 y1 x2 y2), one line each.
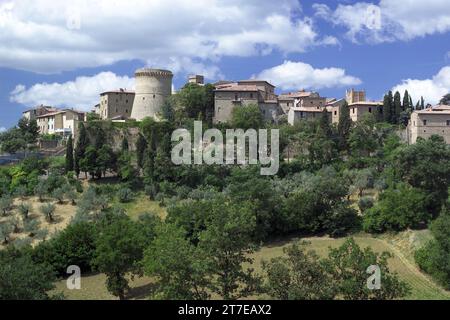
237 80 275 87
290 106 328 112
278 91 316 99
101 89 135 95
214 84 259 92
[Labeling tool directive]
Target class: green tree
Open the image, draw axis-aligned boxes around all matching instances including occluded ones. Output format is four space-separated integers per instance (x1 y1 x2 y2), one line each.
262 241 336 300
231 103 264 130
198 199 261 300
0 248 57 300
74 122 88 178
395 135 450 217
65 135 74 173
319 108 332 138
97 145 116 177
0 222 13 245
415 207 450 289
323 238 410 299
363 184 429 233
135 133 147 169
402 90 410 112
121 137 129 152
18 202 31 220
52 187 65 204
439 93 450 105
382 91 394 123
337 101 352 150
34 178 48 202
40 203 56 222
393 91 402 124
32 221 96 276
144 223 210 299
0 195 13 216
92 215 146 300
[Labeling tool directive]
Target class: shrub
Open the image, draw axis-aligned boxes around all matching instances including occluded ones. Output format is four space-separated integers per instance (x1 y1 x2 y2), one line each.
358 196 374 213
117 187 133 203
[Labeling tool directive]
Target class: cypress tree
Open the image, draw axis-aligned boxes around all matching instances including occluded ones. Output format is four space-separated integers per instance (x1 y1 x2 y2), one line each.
402 90 410 111
338 101 352 149
74 122 88 178
65 135 74 173
420 96 425 110
121 137 129 152
393 91 402 124
136 134 147 169
319 108 332 137
383 91 394 123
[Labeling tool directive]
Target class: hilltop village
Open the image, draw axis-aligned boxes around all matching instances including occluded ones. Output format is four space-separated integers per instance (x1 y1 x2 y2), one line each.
20 68 450 146
1 67 450 301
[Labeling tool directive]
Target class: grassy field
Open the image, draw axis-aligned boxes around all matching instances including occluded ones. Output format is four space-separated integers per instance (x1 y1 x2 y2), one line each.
54 233 450 300
116 193 167 220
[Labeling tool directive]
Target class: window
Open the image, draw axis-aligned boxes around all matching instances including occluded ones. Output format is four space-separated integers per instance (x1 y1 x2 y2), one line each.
352 108 355 114
447 120 450 126
235 93 238 100
250 93 253 99
423 120 427 126
153 94 156 99
126 100 128 103
334 111 337 115
287 102 290 107
143 97 145 100
369 107 372 113
300 111 304 118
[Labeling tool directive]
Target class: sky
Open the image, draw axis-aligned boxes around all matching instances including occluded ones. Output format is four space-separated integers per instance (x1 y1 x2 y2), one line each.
0 0 449 130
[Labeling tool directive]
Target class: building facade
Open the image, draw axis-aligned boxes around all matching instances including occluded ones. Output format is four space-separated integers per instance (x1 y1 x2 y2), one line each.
213 80 280 123
98 89 135 120
408 105 450 144
36 109 85 137
22 105 58 121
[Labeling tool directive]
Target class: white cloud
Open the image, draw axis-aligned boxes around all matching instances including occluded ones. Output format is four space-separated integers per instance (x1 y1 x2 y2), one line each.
0 127 6 133
314 0 450 43
0 0 337 76
392 66 450 105
10 72 134 111
255 60 362 91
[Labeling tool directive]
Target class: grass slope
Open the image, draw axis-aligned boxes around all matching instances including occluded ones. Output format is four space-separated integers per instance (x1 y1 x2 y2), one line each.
54 234 450 300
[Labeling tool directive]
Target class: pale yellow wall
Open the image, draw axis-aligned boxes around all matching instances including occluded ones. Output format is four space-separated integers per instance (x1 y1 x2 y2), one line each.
409 112 450 144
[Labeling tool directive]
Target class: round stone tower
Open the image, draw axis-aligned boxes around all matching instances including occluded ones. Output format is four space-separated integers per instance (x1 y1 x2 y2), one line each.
131 68 173 121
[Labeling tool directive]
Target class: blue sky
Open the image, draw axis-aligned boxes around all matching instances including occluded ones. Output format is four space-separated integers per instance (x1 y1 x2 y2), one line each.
1 0 449 130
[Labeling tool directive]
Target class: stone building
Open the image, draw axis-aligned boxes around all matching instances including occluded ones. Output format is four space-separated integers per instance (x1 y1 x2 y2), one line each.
188 75 204 85
326 98 346 124
131 68 173 121
36 109 85 137
22 105 58 121
213 80 281 123
408 105 450 144
288 106 331 125
346 89 366 104
98 89 135 120
278 90 326 114
348 101 383 122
